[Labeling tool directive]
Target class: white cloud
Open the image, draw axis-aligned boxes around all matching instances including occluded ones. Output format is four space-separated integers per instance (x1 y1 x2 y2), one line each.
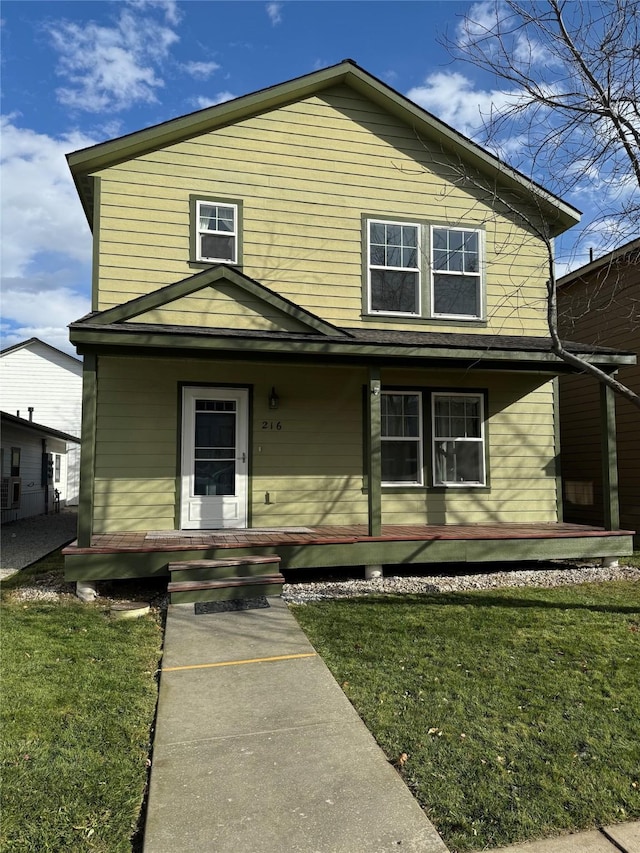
190 92 236 110
0 119 94 278
47 6 180 112
266 2 282 26
0 120 93 354
1 280 90 355
183 61 221 80
406 71 519 139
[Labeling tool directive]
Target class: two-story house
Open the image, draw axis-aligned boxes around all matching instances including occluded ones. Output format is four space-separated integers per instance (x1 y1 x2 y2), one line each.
62 61 634 602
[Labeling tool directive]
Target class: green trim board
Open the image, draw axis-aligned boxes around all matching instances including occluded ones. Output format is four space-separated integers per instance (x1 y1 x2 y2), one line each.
600 382 620 530
67 60 580 236
80 265 350 337
367 367 382 536
63 532 634 580
69 323 636 371
553 377 563 523
77 354 97 548
91 177 101 312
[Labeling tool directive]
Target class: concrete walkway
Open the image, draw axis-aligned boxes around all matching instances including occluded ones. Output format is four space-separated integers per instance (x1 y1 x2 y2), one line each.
144 598 640 853
143 597 449 852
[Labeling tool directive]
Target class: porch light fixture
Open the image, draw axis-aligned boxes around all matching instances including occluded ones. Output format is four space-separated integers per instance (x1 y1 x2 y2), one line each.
268 387 280 410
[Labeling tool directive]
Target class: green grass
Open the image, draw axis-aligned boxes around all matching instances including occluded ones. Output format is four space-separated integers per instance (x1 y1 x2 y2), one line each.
1 551 162 852
292 581 640 852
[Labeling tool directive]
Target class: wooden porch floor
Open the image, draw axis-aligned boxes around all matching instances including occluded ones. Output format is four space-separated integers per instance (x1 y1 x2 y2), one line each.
63 522 633 556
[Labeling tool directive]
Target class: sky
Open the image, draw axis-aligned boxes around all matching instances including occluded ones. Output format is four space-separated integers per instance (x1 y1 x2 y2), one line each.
0 0 629 355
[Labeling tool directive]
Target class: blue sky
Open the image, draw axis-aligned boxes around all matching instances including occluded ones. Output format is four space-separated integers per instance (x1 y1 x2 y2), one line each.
0 0 620 354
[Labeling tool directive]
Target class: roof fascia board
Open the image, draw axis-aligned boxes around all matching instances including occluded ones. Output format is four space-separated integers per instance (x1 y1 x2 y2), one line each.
82 265 349 337
68 326 636 368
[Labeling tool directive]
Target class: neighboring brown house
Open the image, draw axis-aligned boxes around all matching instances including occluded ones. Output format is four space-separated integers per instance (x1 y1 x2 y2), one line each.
558 238 640 540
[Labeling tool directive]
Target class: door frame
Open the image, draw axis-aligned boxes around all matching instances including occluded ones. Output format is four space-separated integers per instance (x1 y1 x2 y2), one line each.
179 384 250 530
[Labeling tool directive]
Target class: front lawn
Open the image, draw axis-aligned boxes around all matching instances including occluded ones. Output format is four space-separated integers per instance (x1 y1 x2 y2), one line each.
292 581 640 852
1 551 162 852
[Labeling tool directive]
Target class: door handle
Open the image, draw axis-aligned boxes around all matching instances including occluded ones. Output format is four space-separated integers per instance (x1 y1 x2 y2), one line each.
239 452 246 463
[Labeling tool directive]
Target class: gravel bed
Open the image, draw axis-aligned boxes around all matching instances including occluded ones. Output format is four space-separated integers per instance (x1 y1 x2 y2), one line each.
282 561 640 603
0 509 78 575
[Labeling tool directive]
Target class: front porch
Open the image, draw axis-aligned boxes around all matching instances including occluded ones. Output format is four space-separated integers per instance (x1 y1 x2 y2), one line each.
63 522 635 582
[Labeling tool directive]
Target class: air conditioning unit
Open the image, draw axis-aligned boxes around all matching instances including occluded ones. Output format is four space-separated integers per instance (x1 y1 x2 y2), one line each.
1 477 21 509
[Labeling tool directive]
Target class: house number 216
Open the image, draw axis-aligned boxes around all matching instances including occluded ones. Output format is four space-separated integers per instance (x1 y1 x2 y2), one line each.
261 421 282 430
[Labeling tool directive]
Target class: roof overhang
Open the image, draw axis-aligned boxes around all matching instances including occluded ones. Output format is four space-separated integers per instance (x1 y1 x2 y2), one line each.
1 411 81 443
68 322 635 374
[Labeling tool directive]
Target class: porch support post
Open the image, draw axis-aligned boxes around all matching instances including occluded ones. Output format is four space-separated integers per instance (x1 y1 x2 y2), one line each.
77 353 97 548
600 380 620 531
367 367 382 537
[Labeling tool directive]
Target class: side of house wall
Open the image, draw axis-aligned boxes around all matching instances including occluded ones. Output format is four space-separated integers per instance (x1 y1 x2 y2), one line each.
0 343 83 505
90 356 557 532
92 85 551 338
558 256 639 535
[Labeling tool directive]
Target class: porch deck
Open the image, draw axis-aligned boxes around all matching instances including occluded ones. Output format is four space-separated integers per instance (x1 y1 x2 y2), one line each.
62 523 635 581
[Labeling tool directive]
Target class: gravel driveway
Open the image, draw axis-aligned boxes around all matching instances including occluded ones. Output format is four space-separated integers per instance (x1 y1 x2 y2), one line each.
0 509 77 578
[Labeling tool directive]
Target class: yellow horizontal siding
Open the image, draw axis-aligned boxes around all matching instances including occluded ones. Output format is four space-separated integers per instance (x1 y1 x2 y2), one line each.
91 357 557 533
93 85 550 335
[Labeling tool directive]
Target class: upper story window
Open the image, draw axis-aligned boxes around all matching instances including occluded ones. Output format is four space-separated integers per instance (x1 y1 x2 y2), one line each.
368 220 420 316
196 200 238 263
189 195 242 266
432 227 481 319
364 218 483 322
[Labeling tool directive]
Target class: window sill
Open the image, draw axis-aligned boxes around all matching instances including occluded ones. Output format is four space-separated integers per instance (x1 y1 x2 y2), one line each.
361 314 487 328
188 260 242 270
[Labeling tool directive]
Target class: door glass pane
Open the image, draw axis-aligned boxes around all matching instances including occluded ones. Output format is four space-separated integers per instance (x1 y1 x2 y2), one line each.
193 402 237 496
194 461 235 496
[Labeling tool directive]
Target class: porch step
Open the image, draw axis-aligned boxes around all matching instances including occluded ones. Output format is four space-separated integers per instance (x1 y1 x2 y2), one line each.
168 556 281 583
167 556 283 604
168 574 285 604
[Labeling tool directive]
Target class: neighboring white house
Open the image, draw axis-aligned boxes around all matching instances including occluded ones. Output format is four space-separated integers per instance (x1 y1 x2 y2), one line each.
1 412 81 522
0 339 83 506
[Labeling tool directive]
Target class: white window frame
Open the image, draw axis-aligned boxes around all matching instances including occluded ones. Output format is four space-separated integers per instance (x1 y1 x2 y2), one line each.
430 225 483 320
431 392 486 487
381 391 424 486
196 200 238 264
367 219 421 317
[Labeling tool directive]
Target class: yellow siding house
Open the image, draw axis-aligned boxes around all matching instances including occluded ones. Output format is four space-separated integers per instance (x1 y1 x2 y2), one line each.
63 61 635 602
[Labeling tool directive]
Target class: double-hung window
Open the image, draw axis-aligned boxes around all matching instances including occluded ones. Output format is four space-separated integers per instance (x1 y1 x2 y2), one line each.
432 226 482 318
432 393 485 486
368 220 420 315
195 200 238 264
381 392 423 485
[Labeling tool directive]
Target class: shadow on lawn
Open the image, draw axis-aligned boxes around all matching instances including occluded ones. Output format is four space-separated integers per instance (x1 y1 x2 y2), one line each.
325 589 640 615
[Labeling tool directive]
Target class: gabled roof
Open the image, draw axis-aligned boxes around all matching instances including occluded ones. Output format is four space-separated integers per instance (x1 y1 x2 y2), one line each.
67 59 580 236
74 265 352 338
0 337 81 364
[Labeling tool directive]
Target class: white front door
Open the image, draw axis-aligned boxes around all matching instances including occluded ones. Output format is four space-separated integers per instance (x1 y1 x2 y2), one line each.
180 387 249 529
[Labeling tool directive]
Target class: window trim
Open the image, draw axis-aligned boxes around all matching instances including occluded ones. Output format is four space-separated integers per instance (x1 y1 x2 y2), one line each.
361 216 486 323
189 195 243 267
366 217 422 317
431 391 486 487
430 225 484 321
381 390 424 487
